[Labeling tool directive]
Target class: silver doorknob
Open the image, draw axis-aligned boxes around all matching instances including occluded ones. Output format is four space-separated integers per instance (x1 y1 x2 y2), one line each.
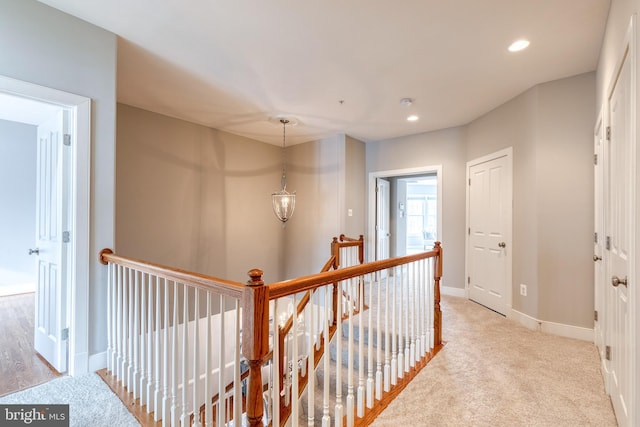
611 275 628 287
28 248 39 255
498 242 506 248
593 255 602 262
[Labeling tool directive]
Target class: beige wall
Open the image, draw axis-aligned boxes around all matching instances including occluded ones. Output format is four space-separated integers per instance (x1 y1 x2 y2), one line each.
284 135 345 279
366 127 467 289
466 88 539 315
367 73 595 328
536 74 595 326
344 136 367 239
116 105 284 284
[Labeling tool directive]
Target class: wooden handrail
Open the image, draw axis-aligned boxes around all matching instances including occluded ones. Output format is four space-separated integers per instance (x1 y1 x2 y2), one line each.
269 246 440 300
99 249 245 299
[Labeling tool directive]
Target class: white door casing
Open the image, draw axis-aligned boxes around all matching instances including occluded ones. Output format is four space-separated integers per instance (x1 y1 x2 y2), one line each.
376 178 390 261
466 148 512 316
594 108 606 363
0 75 92 375
604 20 635 425
34 110 70 373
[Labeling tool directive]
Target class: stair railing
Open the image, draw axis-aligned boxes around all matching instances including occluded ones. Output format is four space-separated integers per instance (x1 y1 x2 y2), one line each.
99 249 247 427
99 237 442 427
247 241 443 427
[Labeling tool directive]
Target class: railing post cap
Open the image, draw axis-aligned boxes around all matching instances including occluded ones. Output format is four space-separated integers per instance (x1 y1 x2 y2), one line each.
247 269 264 286
434 241 442 248
99 248 113 265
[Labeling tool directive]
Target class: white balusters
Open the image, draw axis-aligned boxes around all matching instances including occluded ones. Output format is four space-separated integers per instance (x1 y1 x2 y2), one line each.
375 270 383 401
161 278 170 423
357 277 365 418
138 272 147 405
132 270 140 399
367 272 374 409
217 295 225 427
179 284 189 426
390 267 398 386
128 267 134 390
154 276 162 420
346 278 355 427
170 282 179 426
383 270 391 393
322 287 331 427
307 293 315 426
334 281 343 427
292 293 299 425
145 274 153 411
107 262 113 373
233 298 242 426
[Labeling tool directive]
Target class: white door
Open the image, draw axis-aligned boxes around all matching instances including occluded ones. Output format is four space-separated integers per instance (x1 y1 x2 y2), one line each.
605 40 632 426
376 178 390 260
593 112 606 359
467 151 512 315
33 110 70 373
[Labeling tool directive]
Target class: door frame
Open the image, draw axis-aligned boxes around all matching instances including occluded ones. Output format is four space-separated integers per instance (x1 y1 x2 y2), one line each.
465 147 513 312
367 165 442 262
0 75 91 376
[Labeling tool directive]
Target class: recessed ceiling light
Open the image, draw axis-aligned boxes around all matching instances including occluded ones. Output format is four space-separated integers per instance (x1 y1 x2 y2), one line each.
407 115 419 122
508 39 530 52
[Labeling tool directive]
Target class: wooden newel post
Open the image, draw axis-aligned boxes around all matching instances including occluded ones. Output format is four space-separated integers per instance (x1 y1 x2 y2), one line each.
243 269 270 427
433 242 443 346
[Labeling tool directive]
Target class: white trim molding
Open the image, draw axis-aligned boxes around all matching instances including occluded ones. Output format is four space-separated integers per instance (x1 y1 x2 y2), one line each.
441 286 466 298
509 309 594 342
0 75 92 376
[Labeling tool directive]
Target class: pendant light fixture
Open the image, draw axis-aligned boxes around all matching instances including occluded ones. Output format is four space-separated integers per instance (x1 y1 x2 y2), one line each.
272 118 296 224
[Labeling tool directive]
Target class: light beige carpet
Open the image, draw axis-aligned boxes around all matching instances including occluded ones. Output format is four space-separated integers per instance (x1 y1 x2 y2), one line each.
371 295 618 427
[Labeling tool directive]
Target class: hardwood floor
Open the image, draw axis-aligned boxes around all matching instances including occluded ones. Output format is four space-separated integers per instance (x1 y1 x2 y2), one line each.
0 293 61 397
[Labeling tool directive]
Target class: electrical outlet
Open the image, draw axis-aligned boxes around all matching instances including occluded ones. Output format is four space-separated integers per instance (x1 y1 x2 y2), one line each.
520 284 527 297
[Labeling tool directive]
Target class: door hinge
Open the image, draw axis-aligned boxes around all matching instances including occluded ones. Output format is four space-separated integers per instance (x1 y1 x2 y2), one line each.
62 231 70 243
606 126 611 141
468 227 470 235
63 133 71 146
594 310 598 321
61 328 69 340
468 178 471 186
606 236 611 251
467 276 470 285
605 345 611 361
594 154 598 165
594 232 598 244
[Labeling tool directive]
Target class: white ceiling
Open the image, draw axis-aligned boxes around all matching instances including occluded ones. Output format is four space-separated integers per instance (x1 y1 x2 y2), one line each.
38 0 610 145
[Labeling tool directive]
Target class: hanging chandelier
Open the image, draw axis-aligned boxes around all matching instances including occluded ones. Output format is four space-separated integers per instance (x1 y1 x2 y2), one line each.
272 118 296 224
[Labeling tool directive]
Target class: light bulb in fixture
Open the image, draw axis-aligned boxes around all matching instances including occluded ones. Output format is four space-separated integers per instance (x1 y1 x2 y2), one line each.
407 115 419 122
508 39 530 52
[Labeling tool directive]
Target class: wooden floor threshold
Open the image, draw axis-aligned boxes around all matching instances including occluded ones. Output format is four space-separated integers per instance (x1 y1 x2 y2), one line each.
96 369 161 427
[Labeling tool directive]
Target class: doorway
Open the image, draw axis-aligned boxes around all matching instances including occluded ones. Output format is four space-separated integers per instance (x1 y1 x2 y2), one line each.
0 75 91 377
368 165 442 262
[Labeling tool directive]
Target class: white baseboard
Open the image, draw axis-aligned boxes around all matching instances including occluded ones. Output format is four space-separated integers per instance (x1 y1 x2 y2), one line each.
441 286 466 298
510 309 594 342
70 351 89 376
89 351 107 372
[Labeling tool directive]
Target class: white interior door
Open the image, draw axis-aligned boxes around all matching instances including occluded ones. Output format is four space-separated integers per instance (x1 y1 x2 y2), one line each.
34 110 70 373
376 178 390 260
467 151 512 315
605 39 632 426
